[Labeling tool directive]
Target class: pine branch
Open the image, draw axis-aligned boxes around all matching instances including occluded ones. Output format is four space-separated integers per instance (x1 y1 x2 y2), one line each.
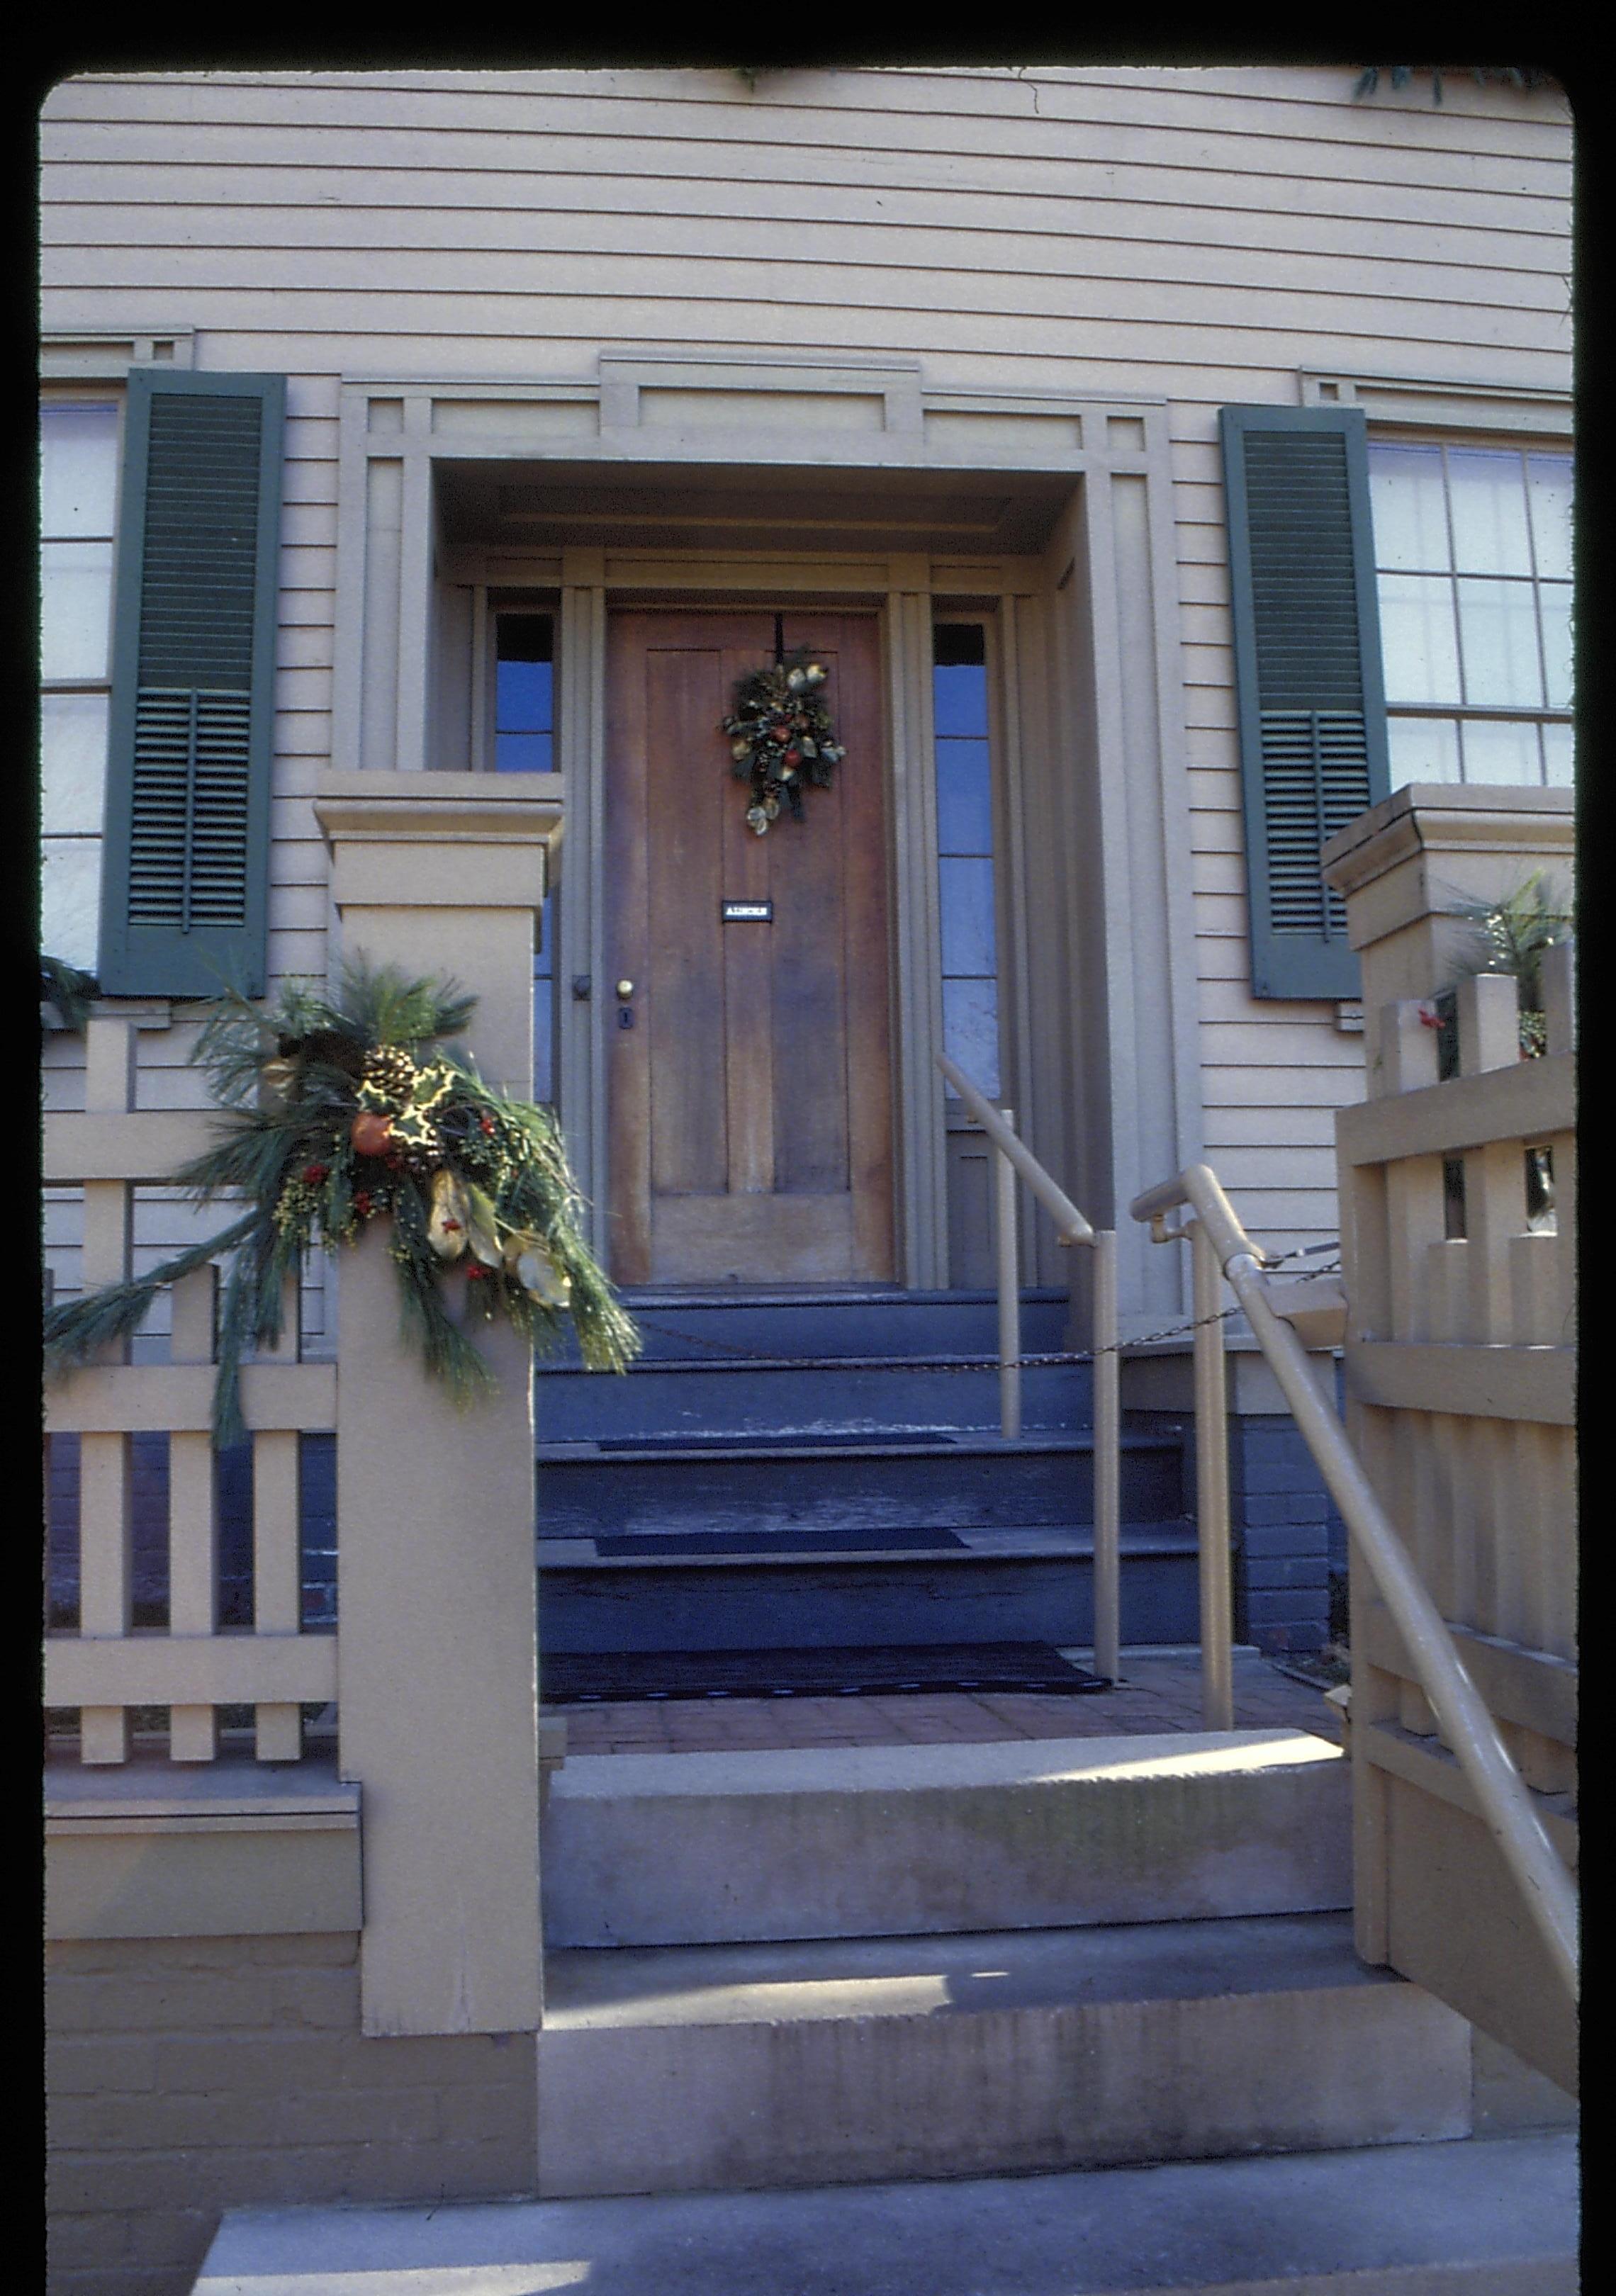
41 955 99 1031
43 1211 261 1385
50 953 639 1443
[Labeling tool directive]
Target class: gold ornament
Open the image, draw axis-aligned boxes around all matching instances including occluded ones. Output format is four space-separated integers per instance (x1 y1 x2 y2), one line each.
500 1227 572 1307
427 1168 471 1259
465 1182 503 1268
517 1247 571 1307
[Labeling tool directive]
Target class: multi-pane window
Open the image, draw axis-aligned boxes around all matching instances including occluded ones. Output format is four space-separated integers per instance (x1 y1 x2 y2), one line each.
1369 441 1573 789
493 611 560 1103
933 624 1001 1101
40 403 121 971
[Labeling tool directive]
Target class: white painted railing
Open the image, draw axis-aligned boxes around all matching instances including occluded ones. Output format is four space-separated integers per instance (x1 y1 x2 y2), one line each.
1129 1137 1577 2005
43 1013 336 1768
937 1054 1119 1684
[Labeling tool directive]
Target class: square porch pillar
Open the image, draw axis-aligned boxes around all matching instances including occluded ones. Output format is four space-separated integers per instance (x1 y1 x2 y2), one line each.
1320 784 1573 1090
314 772 563 2037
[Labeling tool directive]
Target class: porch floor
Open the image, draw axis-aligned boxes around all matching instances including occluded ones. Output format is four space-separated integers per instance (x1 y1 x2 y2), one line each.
543 1647 1342 1756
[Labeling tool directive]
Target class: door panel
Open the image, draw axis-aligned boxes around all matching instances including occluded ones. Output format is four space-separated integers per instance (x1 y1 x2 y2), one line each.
606 609 893 1285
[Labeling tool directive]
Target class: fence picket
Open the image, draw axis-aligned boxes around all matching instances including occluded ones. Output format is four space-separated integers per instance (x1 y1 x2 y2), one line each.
45 1072 334 1774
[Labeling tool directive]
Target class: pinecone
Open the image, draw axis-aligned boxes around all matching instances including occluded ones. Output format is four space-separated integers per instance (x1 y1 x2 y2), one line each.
361 1045 418 1105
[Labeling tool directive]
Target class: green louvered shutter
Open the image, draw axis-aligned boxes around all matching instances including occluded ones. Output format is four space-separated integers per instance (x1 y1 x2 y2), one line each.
98 371 285 998
1220 405 1391 1000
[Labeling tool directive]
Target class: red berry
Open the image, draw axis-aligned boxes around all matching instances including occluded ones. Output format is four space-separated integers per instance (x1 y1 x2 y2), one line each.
303 1163 329 1186
481 1114 495 1135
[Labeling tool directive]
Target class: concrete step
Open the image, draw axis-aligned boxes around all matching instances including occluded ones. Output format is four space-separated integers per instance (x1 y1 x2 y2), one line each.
193 2132 1579 2295
543 1729 1351 1947
537 1521 1201 1653
535 1912 1473 2199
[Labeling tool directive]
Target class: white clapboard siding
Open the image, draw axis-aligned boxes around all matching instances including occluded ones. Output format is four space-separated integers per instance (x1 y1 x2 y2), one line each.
39 65 1571 1259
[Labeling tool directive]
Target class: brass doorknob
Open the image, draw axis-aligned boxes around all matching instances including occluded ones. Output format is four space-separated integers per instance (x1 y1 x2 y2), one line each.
615 979 635 1000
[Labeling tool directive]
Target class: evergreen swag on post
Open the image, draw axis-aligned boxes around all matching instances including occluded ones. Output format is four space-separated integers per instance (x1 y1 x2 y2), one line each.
43 960 639 1448
722 645 845 834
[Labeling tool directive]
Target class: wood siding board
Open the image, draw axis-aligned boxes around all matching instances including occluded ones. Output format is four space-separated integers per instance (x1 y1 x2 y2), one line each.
40 329 1571 415
43 59 1567 121
44 166 1571 264
39 79 1573 188
38 215 1575 320
38 260 1576 365
40 197 1574 298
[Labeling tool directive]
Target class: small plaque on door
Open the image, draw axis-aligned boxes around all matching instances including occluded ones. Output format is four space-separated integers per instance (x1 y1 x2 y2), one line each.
722 900 773 922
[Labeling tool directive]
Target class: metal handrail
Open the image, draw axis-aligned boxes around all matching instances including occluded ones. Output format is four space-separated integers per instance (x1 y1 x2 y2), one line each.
1130 1160 1578 2003
938 1054 1118 1684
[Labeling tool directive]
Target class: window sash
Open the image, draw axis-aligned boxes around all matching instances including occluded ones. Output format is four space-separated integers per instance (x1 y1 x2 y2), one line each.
40 398 122 974
1368 438 1573 792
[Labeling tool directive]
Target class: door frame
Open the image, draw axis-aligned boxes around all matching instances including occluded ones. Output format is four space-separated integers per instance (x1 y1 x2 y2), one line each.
335 358 1206 1319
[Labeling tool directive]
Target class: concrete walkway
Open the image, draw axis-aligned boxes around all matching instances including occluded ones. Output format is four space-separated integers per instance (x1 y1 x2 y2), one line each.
546 1648 1341 1756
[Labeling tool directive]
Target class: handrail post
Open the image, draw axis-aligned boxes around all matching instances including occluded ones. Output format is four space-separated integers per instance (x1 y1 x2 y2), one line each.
1190 1218 1235 1730
1091 1229 1121 1684
996 1110 1021 1442
935 1054 1113 1673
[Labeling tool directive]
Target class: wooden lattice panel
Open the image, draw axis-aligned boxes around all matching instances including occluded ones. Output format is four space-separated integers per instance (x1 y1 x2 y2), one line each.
1337 952 1576 2093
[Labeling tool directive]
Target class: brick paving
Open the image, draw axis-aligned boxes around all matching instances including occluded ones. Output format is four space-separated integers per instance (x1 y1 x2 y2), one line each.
546 1650 1343 1756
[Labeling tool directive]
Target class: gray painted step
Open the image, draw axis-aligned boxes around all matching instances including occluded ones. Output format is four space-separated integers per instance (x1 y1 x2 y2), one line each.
534 1435 1184 1541
538 1524 1200 1653
536 1912 1473 2198
536 1359 1098 1441
194 2132 1578 2295
543 1729 1351 1947
566 1287 1074 1363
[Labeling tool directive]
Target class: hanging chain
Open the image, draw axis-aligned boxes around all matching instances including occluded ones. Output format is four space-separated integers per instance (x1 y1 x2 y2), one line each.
621 1239 1342 1372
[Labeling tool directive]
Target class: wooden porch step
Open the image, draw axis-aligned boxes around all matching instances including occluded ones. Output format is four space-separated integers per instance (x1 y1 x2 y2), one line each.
537 1522 1201 1654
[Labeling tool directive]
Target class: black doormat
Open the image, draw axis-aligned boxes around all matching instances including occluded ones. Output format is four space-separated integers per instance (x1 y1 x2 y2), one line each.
593 1529 968 1558
540 1641 1107 1703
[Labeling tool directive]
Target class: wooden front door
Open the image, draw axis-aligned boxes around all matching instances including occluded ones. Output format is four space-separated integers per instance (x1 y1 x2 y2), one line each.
605 609 894 1285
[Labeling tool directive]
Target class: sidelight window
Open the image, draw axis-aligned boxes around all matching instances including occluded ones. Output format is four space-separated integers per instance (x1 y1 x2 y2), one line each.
493 609 559 1103
933 623 1001 1102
